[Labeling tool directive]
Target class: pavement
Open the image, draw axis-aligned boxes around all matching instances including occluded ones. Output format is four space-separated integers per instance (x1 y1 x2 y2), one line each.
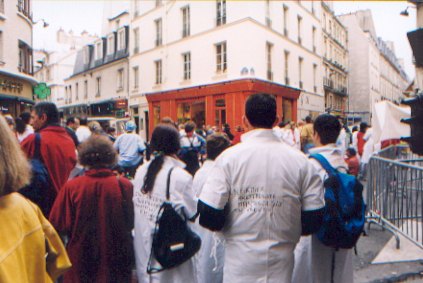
353 221 423 282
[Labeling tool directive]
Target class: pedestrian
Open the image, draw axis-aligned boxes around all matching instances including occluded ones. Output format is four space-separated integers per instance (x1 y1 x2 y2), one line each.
49 136 134 283
357 122 368 157
107 126 117 142
65 116 80 147
345 147 360 177
291 121 301 150
351 125 358 150
198 93 324 283
75 116 91 143
193 133 231 283
88 121 104 136
292 114 353 283
223 123 234 141
114 121 146 178
179 121 206 176
21 102 77 216
301 116 315 153
0 115 71 282
360 127 375 181
15 112 34 142
132 124 197 283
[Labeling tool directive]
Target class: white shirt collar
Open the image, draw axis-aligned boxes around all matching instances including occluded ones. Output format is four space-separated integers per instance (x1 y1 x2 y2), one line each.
164 155 186 168
309 143 343 156
241 128 279 143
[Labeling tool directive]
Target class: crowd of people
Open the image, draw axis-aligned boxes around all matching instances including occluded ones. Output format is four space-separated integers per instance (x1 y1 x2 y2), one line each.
0 94 371 283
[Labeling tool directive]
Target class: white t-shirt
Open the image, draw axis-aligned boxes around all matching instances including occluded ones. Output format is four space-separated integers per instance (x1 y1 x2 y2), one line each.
17 125 34 143
75 126 91 143
292 144 353 283
192 160 224 283
199 129 324 283
132 156 197 283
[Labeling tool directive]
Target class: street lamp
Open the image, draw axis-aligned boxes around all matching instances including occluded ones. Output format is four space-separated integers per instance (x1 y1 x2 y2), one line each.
33 19 49 28
400 6 416 17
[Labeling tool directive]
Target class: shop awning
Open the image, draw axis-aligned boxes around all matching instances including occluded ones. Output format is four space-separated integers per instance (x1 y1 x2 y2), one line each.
0 93 34 104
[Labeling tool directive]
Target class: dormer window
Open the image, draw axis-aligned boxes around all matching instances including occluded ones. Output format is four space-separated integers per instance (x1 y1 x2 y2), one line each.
118 29 126 51
95 41 103 60
107 34 114 55
83 46 90 64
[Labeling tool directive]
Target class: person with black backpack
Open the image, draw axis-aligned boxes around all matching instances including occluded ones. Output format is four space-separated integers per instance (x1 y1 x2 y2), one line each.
292 114 365 283
132 124 198 283
179 121 206 176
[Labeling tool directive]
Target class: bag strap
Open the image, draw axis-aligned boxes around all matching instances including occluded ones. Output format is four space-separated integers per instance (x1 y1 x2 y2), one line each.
34 133 42 160
309 153 336 175
166 167 174 201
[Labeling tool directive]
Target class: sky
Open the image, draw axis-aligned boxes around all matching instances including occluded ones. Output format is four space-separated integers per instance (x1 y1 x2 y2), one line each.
33 0 417 78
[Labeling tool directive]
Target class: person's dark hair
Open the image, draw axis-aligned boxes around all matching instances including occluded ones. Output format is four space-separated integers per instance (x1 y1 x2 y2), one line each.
15 118 26 134
107 127 116 134
207 133 231 160
305 116 312 123
142 124 181 194
245 93 276 129
347 147 357 156
78 136 117 169
34 102 60 125
223 123 234 140
79 116 88 126
278 121 286 128
20 112 31 125
184 121 196 133
352 126 358 132
66 117 77 126
359 122 368 133
313 114 341 145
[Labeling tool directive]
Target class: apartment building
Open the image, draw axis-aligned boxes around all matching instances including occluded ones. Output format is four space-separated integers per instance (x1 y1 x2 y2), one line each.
130 0 325 137
34 29 98 106
0 0 37 117
339 10 408 123
321 1 349 117
63 12 130 121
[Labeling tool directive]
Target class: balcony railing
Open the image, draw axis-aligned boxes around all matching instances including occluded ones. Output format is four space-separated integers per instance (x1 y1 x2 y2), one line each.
323 77 334 88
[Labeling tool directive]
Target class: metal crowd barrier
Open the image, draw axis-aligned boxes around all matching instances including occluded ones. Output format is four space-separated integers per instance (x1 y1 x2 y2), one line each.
366 145 423 249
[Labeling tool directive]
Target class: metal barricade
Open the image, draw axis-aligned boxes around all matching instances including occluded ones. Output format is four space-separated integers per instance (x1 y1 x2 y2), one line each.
367 146 423 249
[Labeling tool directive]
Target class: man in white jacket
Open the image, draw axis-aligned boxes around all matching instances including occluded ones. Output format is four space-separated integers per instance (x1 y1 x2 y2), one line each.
292 114 353 283
198 93 325 283
193 133 231 283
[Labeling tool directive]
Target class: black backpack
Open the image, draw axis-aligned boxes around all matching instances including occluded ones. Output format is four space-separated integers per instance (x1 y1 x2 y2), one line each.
19 133 52 216
147 168 201 273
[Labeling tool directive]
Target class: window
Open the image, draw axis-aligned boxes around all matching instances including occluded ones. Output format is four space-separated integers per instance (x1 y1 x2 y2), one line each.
0 31 2 62
216 0 226 26
118 29 126 50
313 63 317 93
297 15 302 45
284 50 289 85
65 86 68 103
95 41 102 60
117 69 124 90
265 0 271 28
133 28 139 53
75 83 79 101
69 85 72 103
133 66 139 89
312 26 316 53
155 18 162 46
18 40 32 75
0 0 4 14
84 47 90 64
182 52 191 80
155 60 162 84
266 42 273 80
84 80 88 99
182 6 190 38
115 19 120 30
134 0 140 16
298 57 303 89
156 0 162 7
323 13 326 30
107 35 114 55
96 77 101 97
18 0 31 19
46 68 50 81
283 5 288 36
216 41 227 72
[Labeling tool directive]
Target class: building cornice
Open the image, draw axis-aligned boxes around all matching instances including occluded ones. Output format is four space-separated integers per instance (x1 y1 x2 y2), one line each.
0 70 38 85
66 56 129 81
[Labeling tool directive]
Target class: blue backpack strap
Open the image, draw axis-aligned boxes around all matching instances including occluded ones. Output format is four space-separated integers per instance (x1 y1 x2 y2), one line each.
34 133 41 160
309 153 336 175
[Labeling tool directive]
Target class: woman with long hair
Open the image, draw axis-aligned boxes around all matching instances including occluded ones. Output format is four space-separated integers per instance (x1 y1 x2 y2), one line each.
0 115 71 282
49 136 134 283
132 124 197 283
15 112 34 142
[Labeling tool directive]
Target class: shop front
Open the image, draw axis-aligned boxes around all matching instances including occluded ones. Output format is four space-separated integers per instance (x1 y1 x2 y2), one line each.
0 74 35 117
146 78 300 136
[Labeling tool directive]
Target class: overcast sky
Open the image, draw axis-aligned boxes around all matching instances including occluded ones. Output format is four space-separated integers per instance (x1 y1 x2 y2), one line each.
33 0 417 78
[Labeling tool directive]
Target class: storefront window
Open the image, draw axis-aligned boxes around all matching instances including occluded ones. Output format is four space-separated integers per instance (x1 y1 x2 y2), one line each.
153 105 161 127
215 98 226 128
282 98 293 123
177 103 191 125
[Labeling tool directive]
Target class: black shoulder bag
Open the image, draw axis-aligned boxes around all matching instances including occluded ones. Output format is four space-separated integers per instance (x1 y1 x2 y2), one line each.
147 168 201 274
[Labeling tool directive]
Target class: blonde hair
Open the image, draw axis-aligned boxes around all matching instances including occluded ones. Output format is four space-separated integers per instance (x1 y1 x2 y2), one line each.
0 115 31 196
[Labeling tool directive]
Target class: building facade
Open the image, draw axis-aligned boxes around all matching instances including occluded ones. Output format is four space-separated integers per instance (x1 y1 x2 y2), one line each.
339 10 409 123
63 12 130 125
130 0 325 138
321 1 349 117
34 29 98 106
0 0 37 117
